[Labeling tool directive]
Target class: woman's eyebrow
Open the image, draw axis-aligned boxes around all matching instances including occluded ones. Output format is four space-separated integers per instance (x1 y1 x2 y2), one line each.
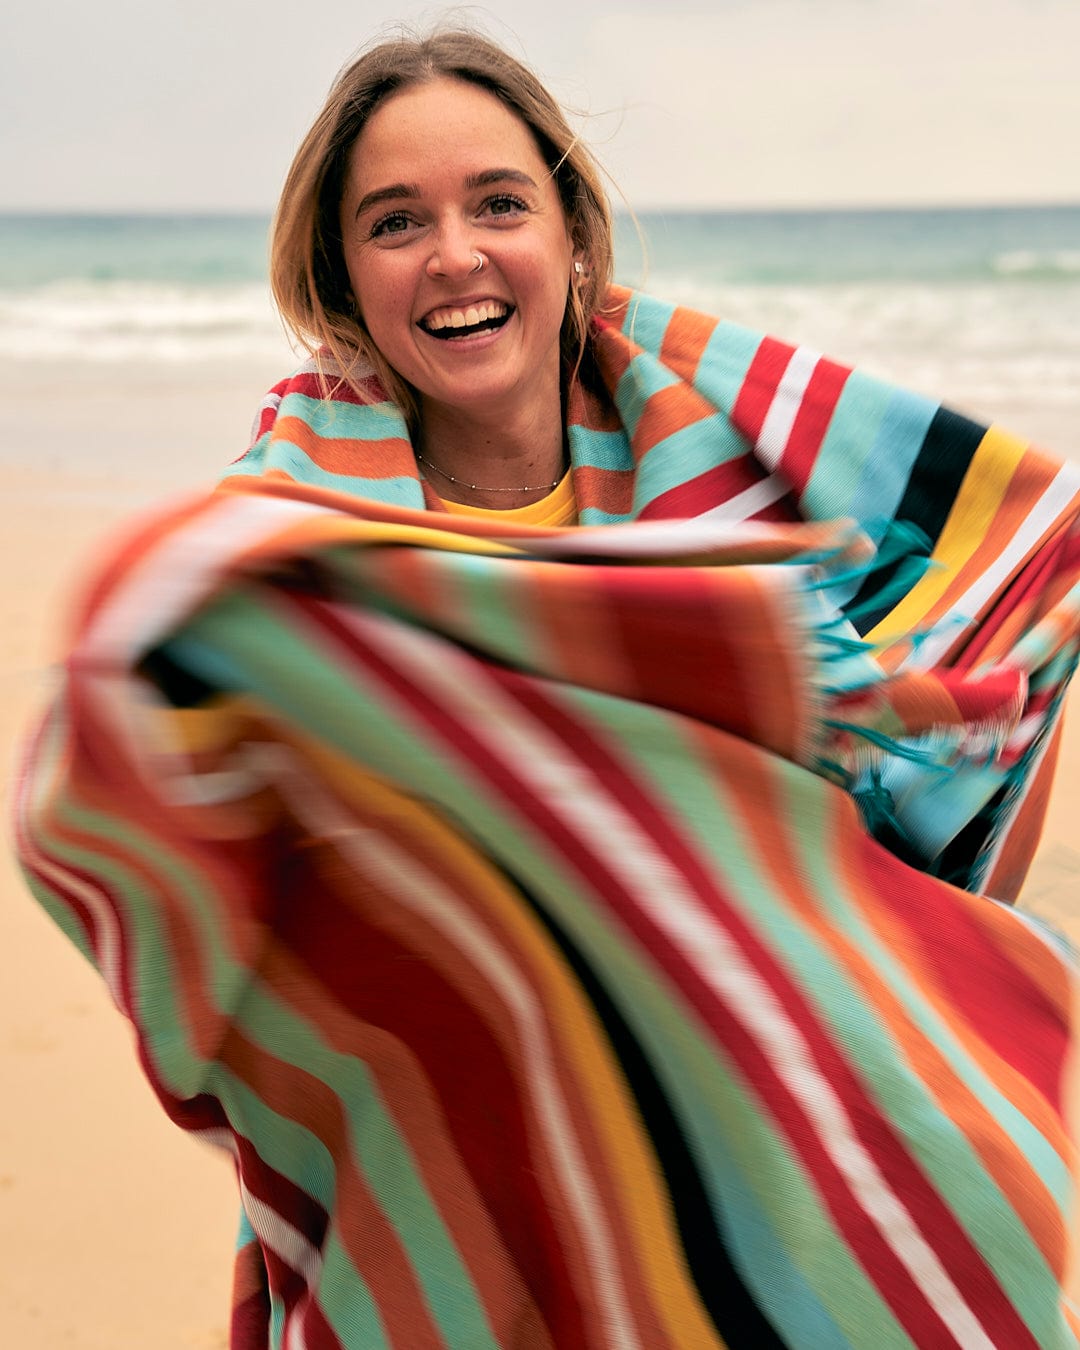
354 168 539 219
463 168 539 190
354 183 420 219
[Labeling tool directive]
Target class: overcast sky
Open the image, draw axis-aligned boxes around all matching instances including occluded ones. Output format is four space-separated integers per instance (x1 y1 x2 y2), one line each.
4 0 1078 213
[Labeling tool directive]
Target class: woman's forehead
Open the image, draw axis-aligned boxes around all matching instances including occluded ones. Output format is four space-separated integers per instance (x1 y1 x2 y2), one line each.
346 78 549 192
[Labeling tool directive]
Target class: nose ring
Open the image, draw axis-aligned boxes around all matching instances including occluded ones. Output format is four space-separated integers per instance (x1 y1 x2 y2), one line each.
471 252 486 274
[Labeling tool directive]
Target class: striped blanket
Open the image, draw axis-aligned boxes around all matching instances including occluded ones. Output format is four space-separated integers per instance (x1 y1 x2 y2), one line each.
16 288 1080 1347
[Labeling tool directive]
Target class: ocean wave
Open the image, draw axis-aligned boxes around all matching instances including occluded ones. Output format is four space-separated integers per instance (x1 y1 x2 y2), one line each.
643 274 1080 438
0 280 295 363
992 249 1080 278
2 276 1079 434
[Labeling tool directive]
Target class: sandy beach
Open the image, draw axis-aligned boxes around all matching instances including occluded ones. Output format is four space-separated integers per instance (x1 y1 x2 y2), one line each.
1 361 1078 1347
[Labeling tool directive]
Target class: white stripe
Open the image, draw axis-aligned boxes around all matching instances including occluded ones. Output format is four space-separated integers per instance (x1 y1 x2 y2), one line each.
15 701 127 1008
194 1129 315 1349
756 344 821 470
351 611 1001 1349
80 492 327 666
269 754 644 1350
695 472 792 522
498 513 800 557
240 1178 324 1293
192 1126 236 1154
285 1310 310 1350
900 464 1080 670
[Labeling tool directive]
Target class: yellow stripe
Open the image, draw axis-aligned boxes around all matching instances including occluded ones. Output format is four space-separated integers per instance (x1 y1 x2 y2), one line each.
865 425 1027 646
287 728 726 1349
275 515 525 556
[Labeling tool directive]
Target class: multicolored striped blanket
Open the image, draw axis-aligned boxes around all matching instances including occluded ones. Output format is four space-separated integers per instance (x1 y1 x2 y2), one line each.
16 288 1080 1347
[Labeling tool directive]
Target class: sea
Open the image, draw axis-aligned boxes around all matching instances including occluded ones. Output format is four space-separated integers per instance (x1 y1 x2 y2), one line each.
2 204 1078 450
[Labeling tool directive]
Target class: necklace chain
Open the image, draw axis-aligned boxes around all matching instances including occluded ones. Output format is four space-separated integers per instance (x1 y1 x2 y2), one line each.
415 451 563 494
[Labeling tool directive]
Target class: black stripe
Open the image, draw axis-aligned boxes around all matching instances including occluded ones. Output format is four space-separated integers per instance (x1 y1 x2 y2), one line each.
507 871 787 1346
847 405 986 635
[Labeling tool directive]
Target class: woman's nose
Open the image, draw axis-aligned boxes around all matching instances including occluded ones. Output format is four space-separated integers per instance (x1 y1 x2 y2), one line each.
425 219 480 279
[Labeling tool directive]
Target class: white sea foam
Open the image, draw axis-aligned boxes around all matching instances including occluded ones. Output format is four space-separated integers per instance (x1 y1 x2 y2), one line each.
0 280 294 364
1 267 1077 455
647 272 1080 445
993 249 1080 277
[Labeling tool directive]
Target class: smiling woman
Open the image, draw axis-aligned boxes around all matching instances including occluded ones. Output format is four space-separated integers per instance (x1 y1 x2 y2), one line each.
15 22 1080 1350
337 78 576 502
268 29 612 512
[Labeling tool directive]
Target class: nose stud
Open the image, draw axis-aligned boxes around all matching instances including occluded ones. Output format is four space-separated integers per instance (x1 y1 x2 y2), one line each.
471 252 487 273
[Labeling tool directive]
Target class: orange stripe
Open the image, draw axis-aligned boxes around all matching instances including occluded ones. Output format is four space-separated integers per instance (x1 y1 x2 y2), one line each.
661 304 720 385
296 743 725 1348
271 413 411 477
220 1007 450 1349
698 730 1071 1278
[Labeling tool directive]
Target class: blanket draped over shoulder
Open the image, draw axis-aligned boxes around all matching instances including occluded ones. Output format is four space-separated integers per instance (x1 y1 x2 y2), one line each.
16 288 1080 1348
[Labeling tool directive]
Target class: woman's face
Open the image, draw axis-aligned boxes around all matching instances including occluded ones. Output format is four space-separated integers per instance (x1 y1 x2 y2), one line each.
339 78 575 425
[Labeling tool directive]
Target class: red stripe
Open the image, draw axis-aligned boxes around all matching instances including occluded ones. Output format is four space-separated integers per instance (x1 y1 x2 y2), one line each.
730 337 797 445
271 854 589 1346
595 566 802 759
636 455 798 523
288 593 1036 1347
493 677 1037 1349
222 1020 449 1349
778 358 850 494
861 838 1069 1105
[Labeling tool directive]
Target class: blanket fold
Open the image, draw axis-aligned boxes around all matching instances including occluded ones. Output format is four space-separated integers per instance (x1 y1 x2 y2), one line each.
16 287 1080 1348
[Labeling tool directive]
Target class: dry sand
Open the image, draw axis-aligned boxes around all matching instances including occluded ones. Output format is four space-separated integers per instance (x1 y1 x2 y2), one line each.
1 363 1077 1347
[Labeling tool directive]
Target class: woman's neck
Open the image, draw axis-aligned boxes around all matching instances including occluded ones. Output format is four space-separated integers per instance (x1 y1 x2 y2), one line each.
416 400 568 509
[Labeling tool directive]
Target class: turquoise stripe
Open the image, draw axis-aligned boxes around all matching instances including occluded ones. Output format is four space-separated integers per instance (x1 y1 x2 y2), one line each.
618 291 677 352
277 390 409 442
692 319 766 413
315 1235 391 1349
232 440 426 507
634 414 753 504
269 1293 286 1349
803 371 893 521
578 505 637 525
570 706 917 1345
765 764 1074 1337
161 599 861 1335
234 987 501 1349
49 799 247 1100
567 421 633 472
22 869 96 964
847 385 938 529
413 551 546 671
614 350 683 438
236 1202 258 1251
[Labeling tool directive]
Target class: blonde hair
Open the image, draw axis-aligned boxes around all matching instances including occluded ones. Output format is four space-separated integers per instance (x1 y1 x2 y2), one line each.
270 28 614 421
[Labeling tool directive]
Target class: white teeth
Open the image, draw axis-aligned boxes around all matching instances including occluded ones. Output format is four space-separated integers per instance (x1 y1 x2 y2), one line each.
422 301 508 332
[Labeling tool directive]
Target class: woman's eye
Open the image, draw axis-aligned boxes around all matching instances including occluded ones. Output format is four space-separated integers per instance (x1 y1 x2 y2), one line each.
369 212 413 240
484 194 527 218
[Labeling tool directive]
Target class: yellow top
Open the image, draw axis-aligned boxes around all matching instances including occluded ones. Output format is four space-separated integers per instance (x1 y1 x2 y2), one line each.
439 471 577 527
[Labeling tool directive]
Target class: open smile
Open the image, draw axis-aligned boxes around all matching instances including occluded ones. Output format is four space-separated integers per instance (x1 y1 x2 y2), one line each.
418 300 514 341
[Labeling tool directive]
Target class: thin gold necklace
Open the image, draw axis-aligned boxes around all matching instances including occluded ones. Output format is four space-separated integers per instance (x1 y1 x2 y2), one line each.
415 451 563 494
